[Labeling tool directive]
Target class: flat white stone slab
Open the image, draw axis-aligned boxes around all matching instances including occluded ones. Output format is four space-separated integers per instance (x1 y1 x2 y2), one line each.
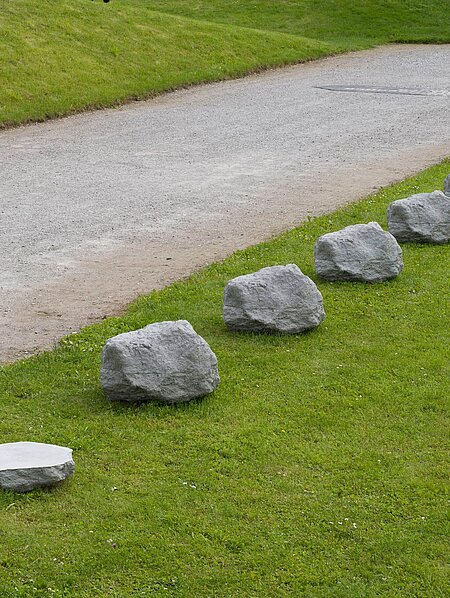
0 442 74 493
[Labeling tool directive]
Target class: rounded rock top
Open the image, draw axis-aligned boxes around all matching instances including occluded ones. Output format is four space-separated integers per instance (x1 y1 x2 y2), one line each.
101 320 220 403
314 222 403 282
387 190 450 244
223 264 325 333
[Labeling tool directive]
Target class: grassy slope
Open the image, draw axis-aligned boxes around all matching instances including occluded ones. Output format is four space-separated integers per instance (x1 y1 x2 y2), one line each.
0 162 448 596
1 0 450 127
143 0 450 47
0 0 331 127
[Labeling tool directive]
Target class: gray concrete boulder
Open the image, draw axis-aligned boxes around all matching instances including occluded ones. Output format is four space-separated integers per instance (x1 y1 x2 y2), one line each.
101 320 220 403
444 175 450 196
0 442 74 493
387 191 450 244
223 264 325 333
314 222 403 282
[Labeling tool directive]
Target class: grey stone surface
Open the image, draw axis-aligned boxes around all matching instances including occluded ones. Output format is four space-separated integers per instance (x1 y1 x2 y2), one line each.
444 175 450 196
314 222 403 282
223 264 325 333
101 320 220 403
0 442 74 493
387 191 450 244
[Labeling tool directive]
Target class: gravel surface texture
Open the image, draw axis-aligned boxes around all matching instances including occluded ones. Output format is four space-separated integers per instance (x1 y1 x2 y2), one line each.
0 44 449 361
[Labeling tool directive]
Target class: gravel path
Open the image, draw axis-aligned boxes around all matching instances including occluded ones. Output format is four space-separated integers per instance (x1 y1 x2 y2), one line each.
0 44 449 361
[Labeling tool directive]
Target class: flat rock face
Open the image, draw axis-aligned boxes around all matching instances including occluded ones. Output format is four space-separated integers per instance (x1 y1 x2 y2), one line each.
314 222 403 282
223 264 325 333
101 320 220 403
0 442 74 493
444 175 450 196
387 191 450 244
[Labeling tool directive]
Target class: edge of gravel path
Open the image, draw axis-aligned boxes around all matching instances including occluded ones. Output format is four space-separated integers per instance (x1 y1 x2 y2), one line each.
3 143 448 363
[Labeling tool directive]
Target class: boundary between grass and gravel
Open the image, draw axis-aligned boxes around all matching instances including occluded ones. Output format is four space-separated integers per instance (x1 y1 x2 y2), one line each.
2 0 450 129
0 50 339 132
0 2 336 129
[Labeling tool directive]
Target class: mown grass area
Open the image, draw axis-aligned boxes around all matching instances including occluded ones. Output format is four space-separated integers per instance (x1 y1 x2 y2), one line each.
1 0 449 127
144 0 450 47
0 162 449 596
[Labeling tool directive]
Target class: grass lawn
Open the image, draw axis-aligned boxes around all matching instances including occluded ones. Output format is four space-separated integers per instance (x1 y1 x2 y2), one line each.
0 161 448 596
1 0 449 127
143 0 450 47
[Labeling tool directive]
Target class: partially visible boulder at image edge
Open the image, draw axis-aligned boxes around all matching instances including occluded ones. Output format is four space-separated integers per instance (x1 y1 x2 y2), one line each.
444 174 450 196
314 222 403 282
223 264 325 333
0 442 74 493
387 191 450 244
101 320 220 403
